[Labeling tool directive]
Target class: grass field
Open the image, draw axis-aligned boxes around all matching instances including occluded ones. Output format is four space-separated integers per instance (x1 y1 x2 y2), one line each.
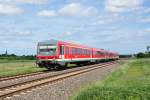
0 60 46 78
72 59 150 100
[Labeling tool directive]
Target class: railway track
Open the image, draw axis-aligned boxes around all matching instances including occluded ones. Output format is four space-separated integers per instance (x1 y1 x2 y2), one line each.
0 61 118 99
0 71 47 82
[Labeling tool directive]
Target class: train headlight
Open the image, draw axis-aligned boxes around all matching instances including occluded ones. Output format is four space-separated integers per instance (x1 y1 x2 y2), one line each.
59 55 62 59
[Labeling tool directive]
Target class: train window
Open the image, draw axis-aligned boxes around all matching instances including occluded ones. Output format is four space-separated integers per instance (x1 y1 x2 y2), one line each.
77 48 82 55
60 46 64 55
80 49 82 55
96 51 102 56
86 50 88 55
72 48 74 54
79 49 80 55
77 48 79 55
68 47 70 55
68 47 69 55
85 49 87 55
74 48 76 54
72 48 76 55
95 51 96 55
83 49 85 55
90 50 92 55
65 47 67 55
88 50 90 55
80 48 82 55
75 48 78 54
81 49 83 55
66 47 69 55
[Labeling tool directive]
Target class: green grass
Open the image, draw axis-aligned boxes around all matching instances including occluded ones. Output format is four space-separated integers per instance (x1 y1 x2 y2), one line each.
72 59 150 100
0 60 46 78
0 59 35 63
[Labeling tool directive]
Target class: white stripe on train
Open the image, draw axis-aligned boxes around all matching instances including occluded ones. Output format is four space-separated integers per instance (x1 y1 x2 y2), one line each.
41 57 118 62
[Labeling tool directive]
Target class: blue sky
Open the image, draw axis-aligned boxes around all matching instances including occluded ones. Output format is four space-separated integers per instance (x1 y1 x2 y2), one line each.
0 0 150 55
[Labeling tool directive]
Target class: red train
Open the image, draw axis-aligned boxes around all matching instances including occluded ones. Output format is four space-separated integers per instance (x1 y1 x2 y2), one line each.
36 40 119 69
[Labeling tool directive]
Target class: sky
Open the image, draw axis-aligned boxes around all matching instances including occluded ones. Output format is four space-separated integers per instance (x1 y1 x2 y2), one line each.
0 0 150 55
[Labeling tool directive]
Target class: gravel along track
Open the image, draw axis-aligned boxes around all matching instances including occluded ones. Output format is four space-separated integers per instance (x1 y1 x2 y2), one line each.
0 62 116 99
0 72 47 82
1 61 121 100
0 62 115 90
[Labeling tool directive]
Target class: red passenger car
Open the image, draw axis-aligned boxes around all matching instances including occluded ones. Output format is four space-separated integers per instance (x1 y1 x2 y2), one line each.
36 40 119 69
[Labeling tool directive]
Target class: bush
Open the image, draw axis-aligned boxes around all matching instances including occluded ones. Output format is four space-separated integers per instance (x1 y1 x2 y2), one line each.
136 52 150 58
137 52 146 58
72 59 150 100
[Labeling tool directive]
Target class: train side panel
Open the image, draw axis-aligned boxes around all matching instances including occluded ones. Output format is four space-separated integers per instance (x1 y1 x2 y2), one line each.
36 40 119 69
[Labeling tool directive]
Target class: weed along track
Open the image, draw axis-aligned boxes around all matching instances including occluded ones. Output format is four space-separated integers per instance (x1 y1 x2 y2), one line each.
0 71 46 82
0 61 118 99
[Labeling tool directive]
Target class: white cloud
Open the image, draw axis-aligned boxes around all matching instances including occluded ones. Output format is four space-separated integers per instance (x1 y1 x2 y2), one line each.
15 0 48 4
135 28 150 37
63 31 72 35
58 3 98 16
37 3 98 17
143 28 150 33
140 16 150 23
0 4 23 15
18 30 33 36
37 10 56 17
0 0 48 4
59 31 73 38
91 14 125 25
1 40 9 44
105 0 143 13
144 8 150 13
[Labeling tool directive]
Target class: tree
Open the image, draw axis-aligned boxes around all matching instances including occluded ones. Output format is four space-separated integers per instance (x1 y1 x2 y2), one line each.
147 46 150 52
136 52 145 58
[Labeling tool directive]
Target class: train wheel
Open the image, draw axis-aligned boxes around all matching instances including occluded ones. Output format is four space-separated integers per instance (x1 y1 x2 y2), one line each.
77 63 82 67
65 63 68 67
38 63 43 68
55 64 65 70
61 63 68 70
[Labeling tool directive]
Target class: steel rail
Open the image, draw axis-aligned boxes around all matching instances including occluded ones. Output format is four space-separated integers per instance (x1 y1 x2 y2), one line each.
0 71 47 82
0 61 118 99
0 61 117 90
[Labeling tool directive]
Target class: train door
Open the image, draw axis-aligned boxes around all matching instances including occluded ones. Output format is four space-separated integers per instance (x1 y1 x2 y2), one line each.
90 49 92 59
60 45 65 59
65 46 69 59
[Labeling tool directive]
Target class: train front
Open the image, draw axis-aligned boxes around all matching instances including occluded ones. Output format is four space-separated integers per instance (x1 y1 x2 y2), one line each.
36 40 59 69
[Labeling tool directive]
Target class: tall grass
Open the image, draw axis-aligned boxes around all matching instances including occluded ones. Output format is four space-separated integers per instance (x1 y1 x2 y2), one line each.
0 60 46 78
72 59 150 100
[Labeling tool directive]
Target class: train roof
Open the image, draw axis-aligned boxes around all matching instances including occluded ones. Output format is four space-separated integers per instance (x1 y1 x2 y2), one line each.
38 40 118 54
38 40 58 45
59 40 92 49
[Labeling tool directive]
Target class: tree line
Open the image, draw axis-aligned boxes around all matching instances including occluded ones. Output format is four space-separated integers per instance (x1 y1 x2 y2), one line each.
136 52 150 58
136 46 150 58
0 54 36 60
119 52 150 58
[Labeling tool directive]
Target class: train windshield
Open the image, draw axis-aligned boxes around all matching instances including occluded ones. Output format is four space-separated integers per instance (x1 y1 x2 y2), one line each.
38 45 56 56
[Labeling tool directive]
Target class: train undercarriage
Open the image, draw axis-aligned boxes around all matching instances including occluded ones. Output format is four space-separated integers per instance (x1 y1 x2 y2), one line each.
36 58 117 70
